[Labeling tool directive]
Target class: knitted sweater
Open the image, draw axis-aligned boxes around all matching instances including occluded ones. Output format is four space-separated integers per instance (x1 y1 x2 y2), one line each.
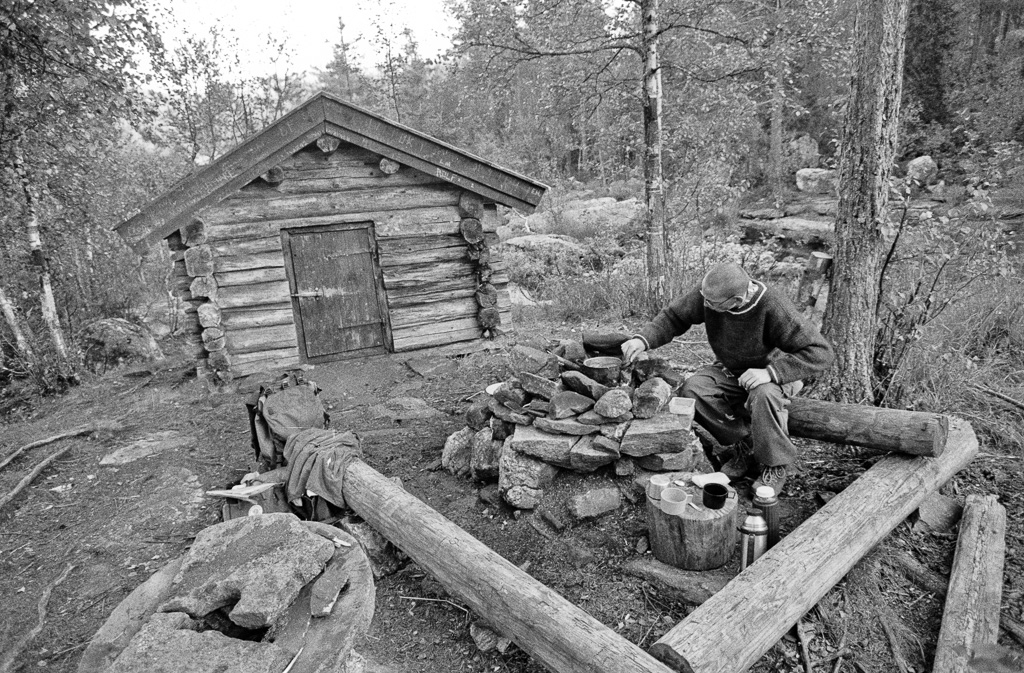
634 281 834 384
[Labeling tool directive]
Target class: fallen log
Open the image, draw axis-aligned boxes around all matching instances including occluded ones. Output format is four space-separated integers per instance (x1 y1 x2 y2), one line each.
342 460 674 673
788 398 949 457
621 558 731 606
648 418 978 673
933 494 1006 673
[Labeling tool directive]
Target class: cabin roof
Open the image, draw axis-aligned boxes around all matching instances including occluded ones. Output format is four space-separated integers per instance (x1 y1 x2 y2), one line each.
115 91 549 252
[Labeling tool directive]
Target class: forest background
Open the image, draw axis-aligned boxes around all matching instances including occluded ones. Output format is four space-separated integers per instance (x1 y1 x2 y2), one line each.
1 0 1023 450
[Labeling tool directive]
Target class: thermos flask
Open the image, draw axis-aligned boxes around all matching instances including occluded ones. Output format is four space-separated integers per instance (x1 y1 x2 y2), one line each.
739 508 769 570
753 486 780 548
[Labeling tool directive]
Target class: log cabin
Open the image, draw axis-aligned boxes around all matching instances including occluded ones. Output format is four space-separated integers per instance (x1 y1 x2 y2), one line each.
115 92 548 381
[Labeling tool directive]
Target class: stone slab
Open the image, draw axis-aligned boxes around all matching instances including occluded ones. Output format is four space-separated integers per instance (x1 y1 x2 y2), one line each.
619 413 693 457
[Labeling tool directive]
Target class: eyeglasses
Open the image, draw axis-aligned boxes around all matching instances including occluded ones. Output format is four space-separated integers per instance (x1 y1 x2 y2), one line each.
701 293 744 311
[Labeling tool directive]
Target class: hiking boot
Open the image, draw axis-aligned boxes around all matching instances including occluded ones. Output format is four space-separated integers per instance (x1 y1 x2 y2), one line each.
752 464 789 495
719 440 756 481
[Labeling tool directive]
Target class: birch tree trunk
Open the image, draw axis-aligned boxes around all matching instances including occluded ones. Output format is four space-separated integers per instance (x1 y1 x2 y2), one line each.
0 286 36 366
769 62 785 209
641 0 668 306
14 139 79 383
820 0 910 403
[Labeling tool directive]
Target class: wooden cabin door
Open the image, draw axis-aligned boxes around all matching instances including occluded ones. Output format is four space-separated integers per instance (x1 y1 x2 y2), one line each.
282 223 392 360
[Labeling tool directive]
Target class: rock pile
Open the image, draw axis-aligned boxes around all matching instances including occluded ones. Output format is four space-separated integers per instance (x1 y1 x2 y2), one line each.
443 343 711 510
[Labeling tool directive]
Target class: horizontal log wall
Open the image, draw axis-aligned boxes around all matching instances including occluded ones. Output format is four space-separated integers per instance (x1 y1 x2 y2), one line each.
178 140 511 376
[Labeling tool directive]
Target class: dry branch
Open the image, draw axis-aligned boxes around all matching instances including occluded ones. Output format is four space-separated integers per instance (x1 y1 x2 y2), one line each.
0 445 76 510
971 384 1024 414
0 563 75 673
0 426 98 472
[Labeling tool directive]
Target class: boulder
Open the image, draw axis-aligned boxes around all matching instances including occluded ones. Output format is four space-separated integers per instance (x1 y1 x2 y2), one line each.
568 488 621 522
465 396 494 430
600 422 631 441
594 388 633 418
489 397 533 425
519 371 561 399
533 417 601 436
510 424 575 466
633 377 673 419
160 514 334 629
619 413 694 457
912 492 963 533
561 371 610 400
442 427 475 477
105 613 293 673
471 430 503 481
508 344 559 379
636 441 710 472
492 380 527 411
796 168 837 194
907 155 938 187
80 318 164 374
569 435 618 472
549 390 595 419
787 134 820 172
498 443 559 510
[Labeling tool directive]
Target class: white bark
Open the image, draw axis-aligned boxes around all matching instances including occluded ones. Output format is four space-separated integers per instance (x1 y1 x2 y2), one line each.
0 285 35 364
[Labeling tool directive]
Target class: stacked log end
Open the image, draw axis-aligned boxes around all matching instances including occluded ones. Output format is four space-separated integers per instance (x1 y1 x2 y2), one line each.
460 192 501 338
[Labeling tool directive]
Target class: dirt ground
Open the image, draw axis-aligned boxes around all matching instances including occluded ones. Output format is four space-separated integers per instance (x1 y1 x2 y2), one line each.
1 314 1022 673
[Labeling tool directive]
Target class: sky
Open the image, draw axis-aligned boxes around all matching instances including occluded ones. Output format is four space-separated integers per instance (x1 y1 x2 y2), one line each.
152 0 458 78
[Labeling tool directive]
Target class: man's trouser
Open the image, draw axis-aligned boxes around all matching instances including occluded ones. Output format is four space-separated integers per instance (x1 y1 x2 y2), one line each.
680 363 798 467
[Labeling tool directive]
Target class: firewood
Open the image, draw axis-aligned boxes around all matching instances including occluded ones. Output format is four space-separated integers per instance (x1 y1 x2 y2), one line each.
621 558 730 606
888 551 948 596
933 494 1006 673
0 563 74 673
796 620 814 673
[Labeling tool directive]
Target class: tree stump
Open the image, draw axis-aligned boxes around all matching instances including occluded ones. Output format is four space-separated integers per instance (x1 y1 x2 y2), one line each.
646 476 738 571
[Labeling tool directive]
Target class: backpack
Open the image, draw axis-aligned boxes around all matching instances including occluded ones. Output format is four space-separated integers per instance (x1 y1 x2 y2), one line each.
246 374 329 469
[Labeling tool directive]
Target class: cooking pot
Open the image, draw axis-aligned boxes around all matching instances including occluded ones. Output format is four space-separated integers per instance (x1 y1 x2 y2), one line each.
581 356 622 386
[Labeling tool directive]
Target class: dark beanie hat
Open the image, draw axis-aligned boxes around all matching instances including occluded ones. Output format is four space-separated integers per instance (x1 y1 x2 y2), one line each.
701 263 750 302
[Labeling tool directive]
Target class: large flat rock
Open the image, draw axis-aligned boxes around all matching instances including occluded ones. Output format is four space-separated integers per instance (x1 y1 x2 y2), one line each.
510 424 575 467
619 413 696 457
161 513 334 629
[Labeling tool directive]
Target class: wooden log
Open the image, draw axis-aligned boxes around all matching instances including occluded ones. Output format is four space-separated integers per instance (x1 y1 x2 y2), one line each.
184 245 214 277
224 324 298 355
230 346 299 367
646 483 738 571
390 297 484 330
382 260 480 290
215 281 292 309
316 134 341 154
476 283 498 308
220 307 293 330
189 276 218 299
393 325 483 352
459 192 486 219
197 303 221 329
214 267 288 287
201 327 225 344
205 206 461 242
181 217 207 247
379 157 401 175
378 234 465 255
481 204 501 233
788 398 948 457
932 494 1006 673
261 165 285 184
378 244 469 268
460 217 484 244
342 459 675 673
648 418 979 673
202 184 462 226
269 171 443 194
231 353 302 377
214 251 284 273
202 331 226 352
208 350 230 370
621 558 731 606
166 230 186 251
209 237 283 257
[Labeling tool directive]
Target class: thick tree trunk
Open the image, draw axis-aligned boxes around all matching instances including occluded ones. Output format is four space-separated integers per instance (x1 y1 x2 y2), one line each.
641 0 668 305
820 0 910 403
